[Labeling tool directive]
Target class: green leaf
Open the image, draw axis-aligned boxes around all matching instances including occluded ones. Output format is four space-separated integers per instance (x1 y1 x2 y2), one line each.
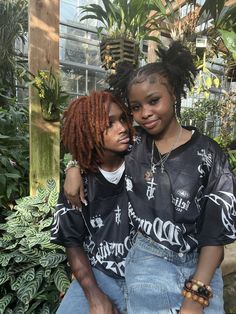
23 268 35 281
219 29 236 54
13 301 29 314
17 269 44 304
39 253 66 268
38 303 50 314
47 190 59 208
11 271 26 291
0 294 12 314
0 268 9 285
53 265 70 293
38 217 53 231
4 173 21 178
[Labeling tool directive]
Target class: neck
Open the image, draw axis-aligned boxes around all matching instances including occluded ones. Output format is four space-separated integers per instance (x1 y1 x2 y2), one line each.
154 119 180 142
100 153 124 172
153 120 182 154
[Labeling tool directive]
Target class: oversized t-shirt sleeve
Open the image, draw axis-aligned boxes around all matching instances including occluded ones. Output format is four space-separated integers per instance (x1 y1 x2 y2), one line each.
50 191 88 248
197 149 236 247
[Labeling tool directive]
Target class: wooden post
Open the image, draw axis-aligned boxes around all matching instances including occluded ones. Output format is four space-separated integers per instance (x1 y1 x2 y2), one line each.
28 0 60 195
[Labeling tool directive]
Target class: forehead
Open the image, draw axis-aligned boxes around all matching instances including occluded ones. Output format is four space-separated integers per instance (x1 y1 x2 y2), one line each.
108 101 123 116
128 74 169 98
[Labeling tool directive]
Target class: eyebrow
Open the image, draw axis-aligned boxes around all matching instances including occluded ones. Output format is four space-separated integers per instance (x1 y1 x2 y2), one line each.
129 92 160 103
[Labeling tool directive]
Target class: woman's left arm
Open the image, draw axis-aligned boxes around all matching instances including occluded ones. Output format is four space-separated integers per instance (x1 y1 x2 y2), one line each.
181 245 224 314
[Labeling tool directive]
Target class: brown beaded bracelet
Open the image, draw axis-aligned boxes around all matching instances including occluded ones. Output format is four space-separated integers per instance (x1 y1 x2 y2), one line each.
185 280 213 298
191 278 212 292
182 288 209 307
181 279 213 308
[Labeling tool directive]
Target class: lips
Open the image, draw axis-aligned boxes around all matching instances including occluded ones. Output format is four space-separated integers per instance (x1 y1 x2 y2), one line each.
142 119 159 129
118 135 130 144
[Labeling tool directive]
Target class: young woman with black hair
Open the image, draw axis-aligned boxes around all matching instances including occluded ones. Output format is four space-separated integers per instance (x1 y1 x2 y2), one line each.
64 42 236 314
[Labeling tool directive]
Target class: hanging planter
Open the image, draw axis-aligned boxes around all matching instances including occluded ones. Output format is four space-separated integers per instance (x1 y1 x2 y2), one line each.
79 0 161 71
100 37 139 70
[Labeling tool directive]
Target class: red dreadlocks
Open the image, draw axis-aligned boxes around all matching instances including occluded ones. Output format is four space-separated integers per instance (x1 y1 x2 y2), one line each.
62 90 133 172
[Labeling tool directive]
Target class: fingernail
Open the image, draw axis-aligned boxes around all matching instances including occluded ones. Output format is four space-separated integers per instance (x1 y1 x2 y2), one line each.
82 200 88 206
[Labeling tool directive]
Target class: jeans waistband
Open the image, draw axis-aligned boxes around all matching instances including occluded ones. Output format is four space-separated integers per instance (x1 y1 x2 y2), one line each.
135 232 198 265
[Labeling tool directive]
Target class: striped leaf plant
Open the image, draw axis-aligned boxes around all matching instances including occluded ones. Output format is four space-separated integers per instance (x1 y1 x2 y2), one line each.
0 179 70 314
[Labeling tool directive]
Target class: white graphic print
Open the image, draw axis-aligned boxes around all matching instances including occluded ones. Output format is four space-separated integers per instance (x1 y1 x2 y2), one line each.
172 193 191 212
204 191 236 239
128 205 191 252
114 205 121 225
85 236 132 276
197 149 213 178
133 135 142 145
146 177 157 200
125 175 133 192
51 205 75 239
90 215 104 228
194 185 205 212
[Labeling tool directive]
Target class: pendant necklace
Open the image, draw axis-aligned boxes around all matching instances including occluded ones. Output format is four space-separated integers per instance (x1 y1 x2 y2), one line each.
144 126 183 182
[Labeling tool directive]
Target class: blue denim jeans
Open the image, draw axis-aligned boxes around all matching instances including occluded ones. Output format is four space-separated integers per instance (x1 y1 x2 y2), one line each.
125 233 224 314
56 267 127 314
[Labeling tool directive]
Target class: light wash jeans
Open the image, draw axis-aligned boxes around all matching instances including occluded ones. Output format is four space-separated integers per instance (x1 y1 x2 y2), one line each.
56 267 127 314
125 233 224 314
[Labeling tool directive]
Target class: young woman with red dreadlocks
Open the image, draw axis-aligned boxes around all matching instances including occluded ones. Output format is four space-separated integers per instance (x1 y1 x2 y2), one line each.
51 90 135 314
63 42 236 314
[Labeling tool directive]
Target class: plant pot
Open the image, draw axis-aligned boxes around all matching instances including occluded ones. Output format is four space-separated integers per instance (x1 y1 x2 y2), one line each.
100 38 139 71
41 102 60 122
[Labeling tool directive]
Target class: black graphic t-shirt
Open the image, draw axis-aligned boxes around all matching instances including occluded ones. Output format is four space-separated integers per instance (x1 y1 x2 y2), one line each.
51 171 135 278
125 127 236 253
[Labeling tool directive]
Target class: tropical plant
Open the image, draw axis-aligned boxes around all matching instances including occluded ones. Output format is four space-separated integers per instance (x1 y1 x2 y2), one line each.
0 101 29 209
180 99 222 136
79 0 166 41
29 69 69 121
228 150 236 176
0 0 28 101
0 179 70 313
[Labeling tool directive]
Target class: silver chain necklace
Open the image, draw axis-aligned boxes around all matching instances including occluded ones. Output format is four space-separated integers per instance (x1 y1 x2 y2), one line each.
144 126 182 181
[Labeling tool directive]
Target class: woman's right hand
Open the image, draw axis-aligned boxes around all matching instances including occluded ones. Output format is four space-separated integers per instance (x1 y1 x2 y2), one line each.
64 167 87 208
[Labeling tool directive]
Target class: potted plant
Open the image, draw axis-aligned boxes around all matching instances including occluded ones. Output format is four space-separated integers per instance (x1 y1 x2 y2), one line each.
79 0 166 70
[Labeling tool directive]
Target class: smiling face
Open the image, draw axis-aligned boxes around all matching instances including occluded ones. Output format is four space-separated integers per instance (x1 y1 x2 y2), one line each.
128 74 177 138
102 101 130 155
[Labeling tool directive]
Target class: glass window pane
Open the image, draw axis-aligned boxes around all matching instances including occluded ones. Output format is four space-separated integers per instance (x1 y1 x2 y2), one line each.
60 24 86 38
87 45 100 66
60 0 80 24
61 65 86 95
60 38 87 64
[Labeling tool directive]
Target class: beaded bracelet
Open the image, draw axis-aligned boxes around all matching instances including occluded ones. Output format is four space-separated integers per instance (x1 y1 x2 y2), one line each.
64 160 79 173
181 279 213 307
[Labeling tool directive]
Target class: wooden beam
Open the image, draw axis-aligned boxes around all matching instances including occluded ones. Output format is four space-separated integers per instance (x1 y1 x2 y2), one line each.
28 0 60 195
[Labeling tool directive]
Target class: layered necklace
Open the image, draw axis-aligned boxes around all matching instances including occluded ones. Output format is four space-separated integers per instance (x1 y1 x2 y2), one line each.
144 126 182 182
